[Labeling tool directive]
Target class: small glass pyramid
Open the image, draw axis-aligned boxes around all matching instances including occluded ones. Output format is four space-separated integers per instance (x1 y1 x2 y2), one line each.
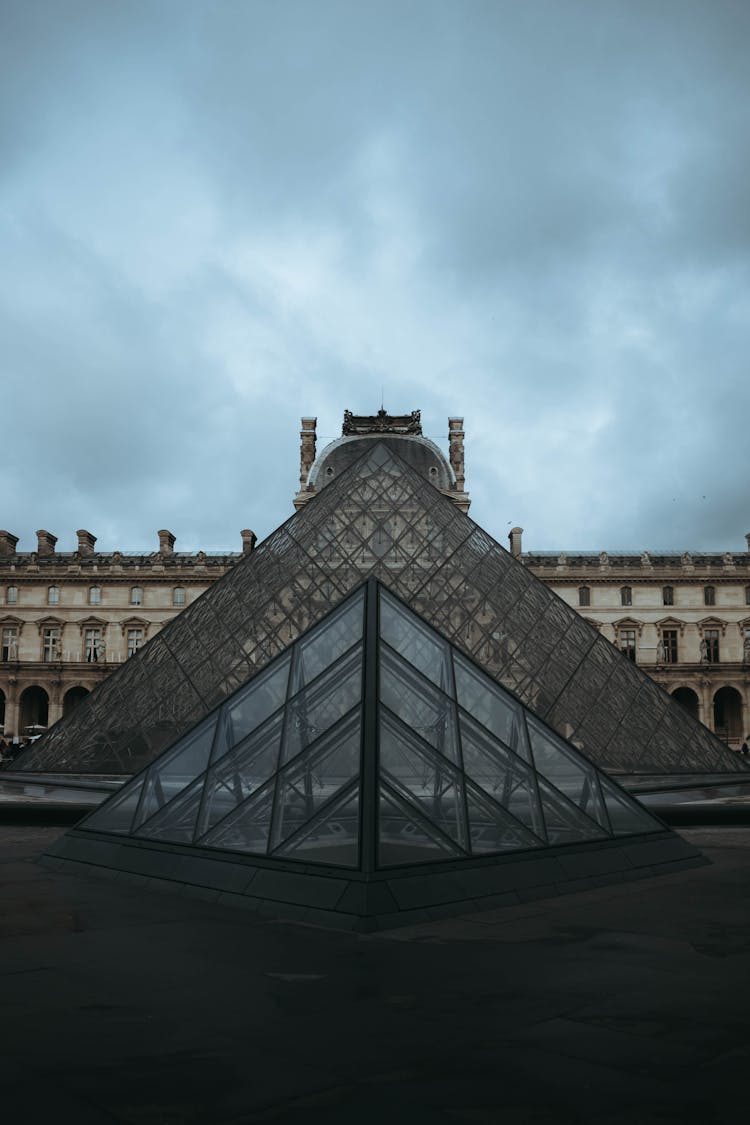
80 580 663 870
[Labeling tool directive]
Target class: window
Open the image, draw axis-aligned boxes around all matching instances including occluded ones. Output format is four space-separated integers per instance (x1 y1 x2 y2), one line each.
745 586 750 606
703 629 720 663
704 586 716 606
578 586 590 607
47 586 60 606
173 586 186 607
6 585 18 605
662 586 674 606
89 585 101 606
661 629 678 664
130 586 143 606
619 629 637 662
620 586 632 607
127 628 144 658
1 627 18 661
84 628 102 663
42 627 60 662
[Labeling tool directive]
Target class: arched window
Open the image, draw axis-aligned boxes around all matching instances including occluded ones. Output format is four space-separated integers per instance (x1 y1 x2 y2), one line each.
6 585 18 605
130 586 143 606
704 585 716 606
172 587 186 607
620 586 632 607
47 586 60 606
578 586 590 607
662 586 674 606
89 585 101 606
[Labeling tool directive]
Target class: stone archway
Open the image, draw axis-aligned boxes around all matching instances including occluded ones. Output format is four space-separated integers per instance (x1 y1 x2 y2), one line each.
713 686 744 747
672 686 700 722
63 685 90 717
19 685 49 733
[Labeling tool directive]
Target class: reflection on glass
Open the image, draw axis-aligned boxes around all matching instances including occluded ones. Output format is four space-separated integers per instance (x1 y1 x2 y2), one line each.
290 589 364 693
459 713 545 839
134 716 217 830
136 777 203 844
464 786 542 854
598 776 661 835
453 654 529 760
219 654 291 760
526 717 607 828
380 647 459 763
535 776 606 845
378 784 464 866
273 783 360 867
281 646 362 765
82 777 144 835
200 778 275 855
380 589 452 692
195 712 284 838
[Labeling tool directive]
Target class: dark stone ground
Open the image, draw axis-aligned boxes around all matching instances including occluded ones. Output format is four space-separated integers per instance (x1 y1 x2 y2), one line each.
2 823 749 1124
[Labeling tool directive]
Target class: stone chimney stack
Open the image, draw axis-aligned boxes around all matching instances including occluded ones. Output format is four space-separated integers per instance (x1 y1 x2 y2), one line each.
0 531 19 556
299 417 317 488
36 529 57 556
509 527 524 558
76 529 97 556
448 418 466 492
158 529 176 556
746 532 750 553
241 529 257 554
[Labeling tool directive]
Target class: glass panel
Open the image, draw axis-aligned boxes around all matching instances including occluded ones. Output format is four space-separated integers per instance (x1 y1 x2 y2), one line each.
195 712 284 838
459 713 545 839
200 777 275 855
135 776 203 844
380 646 459 763
379 589 452 692
526 717 608 828
271 712 361 850
218 654 291 761
281 645 362 765
289 589 364 693
598 776 662 836
273 783 360 867
133 716 217 830
536 776 607 845
379 709 468 849
378 784 464 867
464 784 543 854
81 777 144 835
453 653 530 761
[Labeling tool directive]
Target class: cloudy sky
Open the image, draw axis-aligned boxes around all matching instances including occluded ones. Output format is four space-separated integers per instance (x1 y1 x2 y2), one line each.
2 0 748 556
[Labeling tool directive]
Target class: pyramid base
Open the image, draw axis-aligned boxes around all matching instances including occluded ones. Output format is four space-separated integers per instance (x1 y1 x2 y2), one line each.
40 828 707 932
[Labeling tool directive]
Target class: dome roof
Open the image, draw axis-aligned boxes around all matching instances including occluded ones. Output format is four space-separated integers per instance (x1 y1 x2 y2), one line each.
308 434 455 491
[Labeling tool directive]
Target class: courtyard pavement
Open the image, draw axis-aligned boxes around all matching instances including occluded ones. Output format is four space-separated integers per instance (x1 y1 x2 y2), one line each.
1 822 748 1124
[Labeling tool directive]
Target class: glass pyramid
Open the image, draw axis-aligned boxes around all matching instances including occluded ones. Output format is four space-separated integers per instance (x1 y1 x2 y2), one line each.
79 581 664 872
17 442 742 777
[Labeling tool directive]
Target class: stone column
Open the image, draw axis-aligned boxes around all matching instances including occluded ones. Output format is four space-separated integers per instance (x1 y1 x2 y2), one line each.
4 678 19 740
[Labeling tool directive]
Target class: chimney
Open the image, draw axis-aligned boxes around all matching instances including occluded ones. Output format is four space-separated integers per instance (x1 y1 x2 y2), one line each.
241 529 257 554
0 531 19 556
299 417 317 488
509 526 523 558
448 417 466 491
746 532 750 553
36 529 57 556
76 529 97 556
158 529 176 556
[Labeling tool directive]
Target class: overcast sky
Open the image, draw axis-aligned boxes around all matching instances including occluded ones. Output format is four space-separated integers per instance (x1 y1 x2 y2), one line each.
2 0 748 556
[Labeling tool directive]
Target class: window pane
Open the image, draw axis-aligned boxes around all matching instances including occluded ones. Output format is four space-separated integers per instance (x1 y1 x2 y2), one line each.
704 586 715 606
380 646 459 764
173 587 185 607
6 586 17 605
81 778 145 835
620 587 632 606
1 628 18 661
134 716 217 830
536 775 607 845
272 783 359 867
598 776 662 836
378 784 464 867
380 589 452 692
131 587 143 605
289 589 364 693
453 653 529 760
89 587 101 605
134 777 204 844
281 646 362 765
465 784 543 854
218 653 291 760
48 586 59 605
662 586 674 606
578 587 590 607
196 711 284 837
459 712 545 838
526 716 608 828
200 777 276 854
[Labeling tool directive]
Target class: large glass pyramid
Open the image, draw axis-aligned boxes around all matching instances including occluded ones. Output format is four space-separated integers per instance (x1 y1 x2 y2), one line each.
75 581 665 874
18 442 743 777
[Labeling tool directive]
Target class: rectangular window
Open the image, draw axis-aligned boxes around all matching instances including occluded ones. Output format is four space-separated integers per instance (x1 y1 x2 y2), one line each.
89 586 101 605
662 586 674 606
745 587 750 606
620 587 632 607
6 586 18 605
173 587 186 607
127 628 144 658
620 629 637 661
578 587 590 607
85 628 102 663
48 586 60 606
704 586 716 606
661 630 678 664
704 629 720 663
130 587 143 606
42 627 60 662
1 627 18 661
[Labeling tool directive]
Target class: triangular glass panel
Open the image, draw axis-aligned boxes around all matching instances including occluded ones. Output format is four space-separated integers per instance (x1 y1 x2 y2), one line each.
135 775 203 844
453 653 531 762
194 711 284 838
379 708 469 849
378 783 466 867
289 589 364 693
212 653 291 762
598 775 663 836
272 782 360 867
133 715 218 831
535 775 608 845
458 712 546 840
380 589 453 693
526 716 608 829
80 776 145 835
280 645 363 766
270 711 361 851
464 781 544 854
380 645 459 764
199 777 275 855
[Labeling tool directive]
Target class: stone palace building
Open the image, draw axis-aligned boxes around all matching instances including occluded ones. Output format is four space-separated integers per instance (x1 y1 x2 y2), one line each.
1 412 748 750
